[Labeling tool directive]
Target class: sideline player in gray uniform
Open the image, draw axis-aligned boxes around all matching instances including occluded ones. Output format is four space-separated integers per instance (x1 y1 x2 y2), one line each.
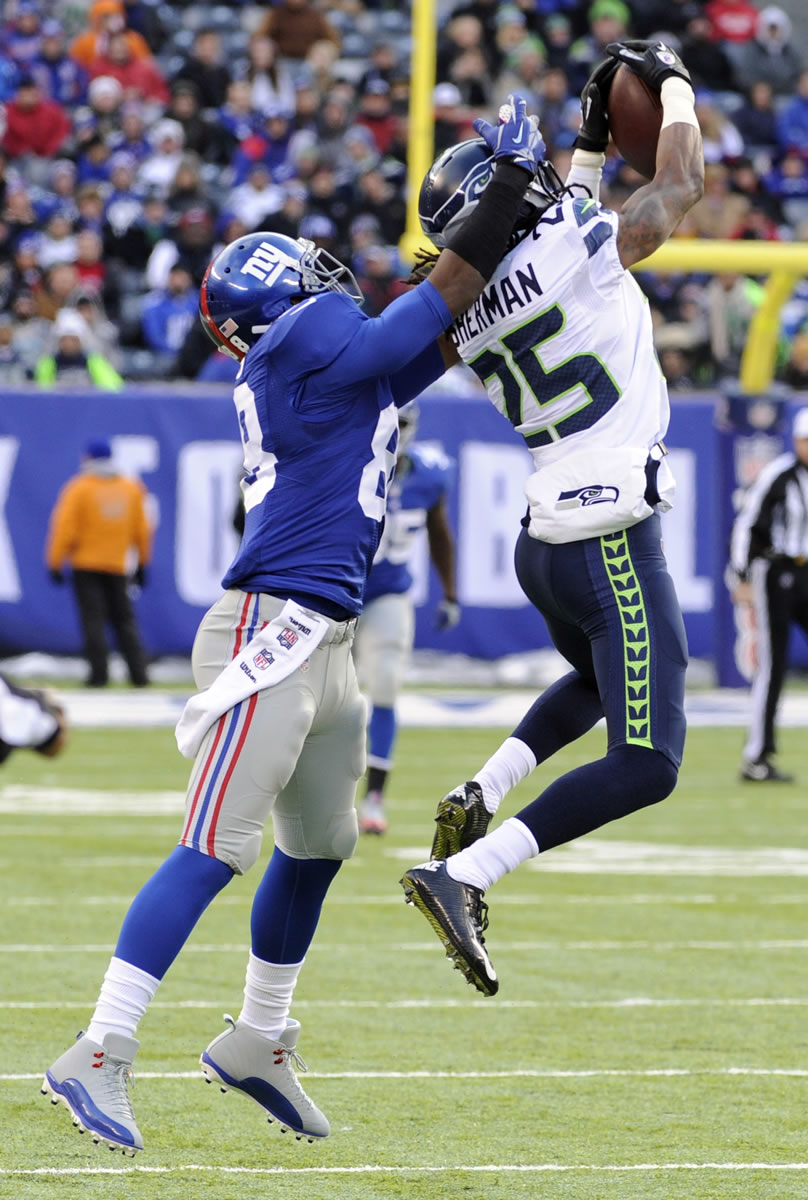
400 41 705 997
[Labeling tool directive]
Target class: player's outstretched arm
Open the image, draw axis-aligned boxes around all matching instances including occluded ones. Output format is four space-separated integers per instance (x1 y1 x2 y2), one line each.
427 95 541 317
609 42 704 270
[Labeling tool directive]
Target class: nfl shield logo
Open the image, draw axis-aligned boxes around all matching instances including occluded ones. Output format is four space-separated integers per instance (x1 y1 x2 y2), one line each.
277 627 298 650
253 650 274 670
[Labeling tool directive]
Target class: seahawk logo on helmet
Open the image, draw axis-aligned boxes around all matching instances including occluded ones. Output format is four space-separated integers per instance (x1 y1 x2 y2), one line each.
199 231 363 361
419 135 565 250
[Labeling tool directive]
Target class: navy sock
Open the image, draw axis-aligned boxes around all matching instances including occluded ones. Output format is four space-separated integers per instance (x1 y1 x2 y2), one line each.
516 744 678 852
115 844 234 978
251 847 342 963
368 704 396 763
512 670 603 764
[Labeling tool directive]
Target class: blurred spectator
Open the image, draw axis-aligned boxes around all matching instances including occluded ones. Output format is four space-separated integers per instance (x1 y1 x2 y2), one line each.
30 20 88 105
145 205 215 289
34 308 123 389
107 101 150 162
535 66 573 155
76 132 113 186
702 273 770 380
733 80 779 156
137 119 185 193
762 149 808 228
4 1 43 66
258 0 340 63
354 167 406 244
704 0 760 44
104 186 167 269
141 263 198 359
217 79 260 155
86 74 124 138
437 14 492 81
301 39 340 96
782 332 808 389
2 75 70 159
69 0 152 73
446 40 492 109
566 0 631 93
231 108 294 183
688 163 751 239
172 29 230 110
358 40 400 94
355 79 397 155
432 82 473 155
88 31 169 104
776 70 808 154
38 211 78 270
226 162 284 228
624 0 700 38
730 7 803 96
695 92 744 164
0 312 28 382
75 289 121 366
729 157 783 227
36 260 81 321
496 35 547 111
75 229 107 294
10 287 50 371
354 243 408 317
679 16 736 92
315 90 354 167
0 53 20 101
241 36 295 118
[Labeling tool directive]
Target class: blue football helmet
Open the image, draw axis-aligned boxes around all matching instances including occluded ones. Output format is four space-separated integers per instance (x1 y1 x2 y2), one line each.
200 231 363 360
419 137 565 249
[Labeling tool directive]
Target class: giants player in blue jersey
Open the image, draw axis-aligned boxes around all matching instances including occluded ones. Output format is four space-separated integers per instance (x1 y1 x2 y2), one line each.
355 402 458 834
400 43 705 997
40 98 548 1153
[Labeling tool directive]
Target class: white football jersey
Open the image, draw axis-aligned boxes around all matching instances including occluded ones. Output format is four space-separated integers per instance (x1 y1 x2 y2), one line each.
452 196 669 470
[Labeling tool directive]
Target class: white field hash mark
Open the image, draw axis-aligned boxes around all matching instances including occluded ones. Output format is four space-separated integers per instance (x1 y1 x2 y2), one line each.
3 996 808 1011
3 1164 808 1177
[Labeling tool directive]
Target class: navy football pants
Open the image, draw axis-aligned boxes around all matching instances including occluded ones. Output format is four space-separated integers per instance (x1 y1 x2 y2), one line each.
510 514 687 851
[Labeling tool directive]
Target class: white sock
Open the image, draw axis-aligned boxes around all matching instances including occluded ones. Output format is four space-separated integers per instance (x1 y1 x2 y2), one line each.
238 952 304 1040
475 737 537 814
446 818 539 892
86 957 160 1044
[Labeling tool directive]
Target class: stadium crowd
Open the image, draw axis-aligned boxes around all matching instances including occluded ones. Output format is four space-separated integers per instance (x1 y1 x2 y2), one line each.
1 0 807 389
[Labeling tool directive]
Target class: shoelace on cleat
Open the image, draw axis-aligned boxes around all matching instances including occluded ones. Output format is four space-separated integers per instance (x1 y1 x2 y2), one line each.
94 1056 136 1122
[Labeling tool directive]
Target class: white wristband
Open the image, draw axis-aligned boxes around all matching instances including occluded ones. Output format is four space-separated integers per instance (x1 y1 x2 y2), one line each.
566 148 605 201
660 76 699 131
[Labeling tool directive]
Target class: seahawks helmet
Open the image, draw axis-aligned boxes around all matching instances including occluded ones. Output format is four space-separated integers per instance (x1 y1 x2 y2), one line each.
418 137 564 249
199 231 363 360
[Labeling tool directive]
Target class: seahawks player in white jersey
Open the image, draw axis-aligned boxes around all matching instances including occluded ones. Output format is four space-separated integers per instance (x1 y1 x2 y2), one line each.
40 99 546 1153
354 402 458 834
400 41 705 998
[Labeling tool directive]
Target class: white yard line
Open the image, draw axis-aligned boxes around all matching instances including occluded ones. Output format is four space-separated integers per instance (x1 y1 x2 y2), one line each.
1 939 807 952
2 1162 808 1178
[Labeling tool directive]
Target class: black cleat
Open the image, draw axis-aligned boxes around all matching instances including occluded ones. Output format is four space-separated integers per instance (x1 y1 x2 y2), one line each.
400 860 498 996
431 781 492 860
740 759 794 783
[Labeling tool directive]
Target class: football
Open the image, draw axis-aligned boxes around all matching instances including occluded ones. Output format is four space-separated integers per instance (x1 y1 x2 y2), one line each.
607 64 663 180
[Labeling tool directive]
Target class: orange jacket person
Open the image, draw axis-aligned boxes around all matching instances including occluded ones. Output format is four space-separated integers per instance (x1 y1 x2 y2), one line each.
45 438 151 687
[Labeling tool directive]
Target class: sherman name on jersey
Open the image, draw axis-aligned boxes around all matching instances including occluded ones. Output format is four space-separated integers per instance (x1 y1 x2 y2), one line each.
452 196 669 470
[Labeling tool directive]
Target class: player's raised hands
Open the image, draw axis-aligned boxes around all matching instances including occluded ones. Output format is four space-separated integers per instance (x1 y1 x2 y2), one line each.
575 56 620 153
473 94 544 176
606 40 692 91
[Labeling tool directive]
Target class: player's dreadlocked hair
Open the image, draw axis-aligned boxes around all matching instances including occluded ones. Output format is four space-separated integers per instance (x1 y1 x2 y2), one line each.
404 247 440 286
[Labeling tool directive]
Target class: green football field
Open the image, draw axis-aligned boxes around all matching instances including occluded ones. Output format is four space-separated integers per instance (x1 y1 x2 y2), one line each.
1 721 807 1200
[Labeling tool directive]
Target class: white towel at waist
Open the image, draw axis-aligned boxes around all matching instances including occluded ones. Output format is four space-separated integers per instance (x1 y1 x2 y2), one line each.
175 599 329 759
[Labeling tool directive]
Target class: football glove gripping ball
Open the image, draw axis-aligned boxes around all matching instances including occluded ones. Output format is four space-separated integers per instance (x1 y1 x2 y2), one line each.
606 39 692 91
574 56 620 153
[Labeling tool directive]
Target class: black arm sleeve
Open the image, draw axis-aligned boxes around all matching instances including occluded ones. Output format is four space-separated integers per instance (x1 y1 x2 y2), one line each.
445 162 531 282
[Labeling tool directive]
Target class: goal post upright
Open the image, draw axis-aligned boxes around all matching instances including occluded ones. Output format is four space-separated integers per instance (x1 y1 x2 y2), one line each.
400 0 437 266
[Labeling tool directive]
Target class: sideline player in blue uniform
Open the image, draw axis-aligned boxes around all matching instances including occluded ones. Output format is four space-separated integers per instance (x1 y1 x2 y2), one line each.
400 42 705 997
40 98 547 1153
355 402 458 834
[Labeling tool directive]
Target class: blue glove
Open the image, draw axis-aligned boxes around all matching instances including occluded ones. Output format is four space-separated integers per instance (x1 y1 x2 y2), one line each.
434 598 461 632
473 94 544 176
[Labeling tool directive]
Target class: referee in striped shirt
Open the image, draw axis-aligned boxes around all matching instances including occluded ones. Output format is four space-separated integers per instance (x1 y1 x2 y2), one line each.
728 407 808 781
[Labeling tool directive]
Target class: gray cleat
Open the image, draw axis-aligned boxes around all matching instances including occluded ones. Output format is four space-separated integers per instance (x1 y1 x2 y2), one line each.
41 1031 143 1154
200 1015 330 1140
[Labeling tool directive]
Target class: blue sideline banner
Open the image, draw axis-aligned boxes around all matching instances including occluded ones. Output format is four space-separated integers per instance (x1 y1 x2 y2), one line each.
0 385 801 664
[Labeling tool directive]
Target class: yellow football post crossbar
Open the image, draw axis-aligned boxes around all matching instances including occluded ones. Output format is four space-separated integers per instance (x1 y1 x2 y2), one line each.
633 240 808 394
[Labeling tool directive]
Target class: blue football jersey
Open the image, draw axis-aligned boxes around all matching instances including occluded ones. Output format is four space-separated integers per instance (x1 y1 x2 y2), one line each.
221 284 450 617
364 443 454 603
